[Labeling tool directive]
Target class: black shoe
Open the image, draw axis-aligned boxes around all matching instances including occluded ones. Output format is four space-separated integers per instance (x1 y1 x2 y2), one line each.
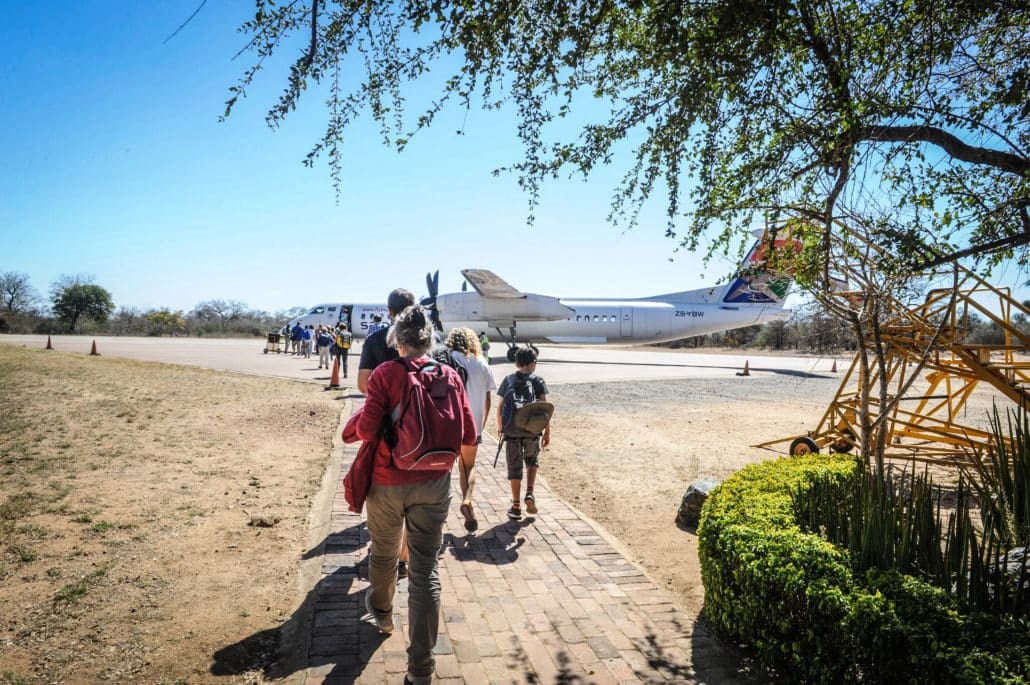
507 505 522 520
397 561 408 579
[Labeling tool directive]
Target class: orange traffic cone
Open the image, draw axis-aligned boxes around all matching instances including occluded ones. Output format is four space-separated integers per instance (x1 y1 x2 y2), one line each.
89 340 100 356
736 360 751 377
831 359 838 373
45 335 53 350
325 357 341 390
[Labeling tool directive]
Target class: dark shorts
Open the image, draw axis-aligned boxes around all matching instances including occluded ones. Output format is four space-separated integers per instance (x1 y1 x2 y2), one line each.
504 436 540 481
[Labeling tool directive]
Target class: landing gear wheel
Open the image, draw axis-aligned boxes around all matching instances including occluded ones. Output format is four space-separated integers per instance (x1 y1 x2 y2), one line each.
506 347 517 363
830 429 856 453
789 437 820 456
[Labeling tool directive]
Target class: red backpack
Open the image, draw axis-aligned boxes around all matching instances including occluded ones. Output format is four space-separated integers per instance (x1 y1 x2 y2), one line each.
385 358 465 471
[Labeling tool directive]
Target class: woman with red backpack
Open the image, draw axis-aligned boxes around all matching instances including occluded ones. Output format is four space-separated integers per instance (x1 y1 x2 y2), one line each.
354 305 477 685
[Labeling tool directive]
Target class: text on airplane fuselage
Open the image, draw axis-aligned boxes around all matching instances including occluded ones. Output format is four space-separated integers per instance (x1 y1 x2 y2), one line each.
674 310 704 318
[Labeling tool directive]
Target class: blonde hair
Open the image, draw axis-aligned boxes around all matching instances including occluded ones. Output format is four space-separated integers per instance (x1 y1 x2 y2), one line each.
445 327 482 357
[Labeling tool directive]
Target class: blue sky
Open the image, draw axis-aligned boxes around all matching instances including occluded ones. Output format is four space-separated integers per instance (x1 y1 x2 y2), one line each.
2 2 1026 316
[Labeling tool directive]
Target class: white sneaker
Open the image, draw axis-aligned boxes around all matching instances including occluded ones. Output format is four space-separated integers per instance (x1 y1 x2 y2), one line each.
364 587 394 634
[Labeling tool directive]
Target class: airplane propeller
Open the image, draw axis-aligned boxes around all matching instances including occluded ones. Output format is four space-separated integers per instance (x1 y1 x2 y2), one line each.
421 270 443 331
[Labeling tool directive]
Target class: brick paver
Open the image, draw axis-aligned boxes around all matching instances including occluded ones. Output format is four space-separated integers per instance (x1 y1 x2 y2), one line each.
300 403 753 684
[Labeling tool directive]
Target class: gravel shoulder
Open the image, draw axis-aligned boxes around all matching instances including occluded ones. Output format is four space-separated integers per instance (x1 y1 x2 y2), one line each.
541 372 841 616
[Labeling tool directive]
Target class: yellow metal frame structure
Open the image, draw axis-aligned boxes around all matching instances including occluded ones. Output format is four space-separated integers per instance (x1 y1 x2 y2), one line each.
757 262 1030 464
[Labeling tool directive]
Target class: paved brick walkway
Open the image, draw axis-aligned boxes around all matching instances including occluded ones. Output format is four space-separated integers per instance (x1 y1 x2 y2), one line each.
300 404 752 684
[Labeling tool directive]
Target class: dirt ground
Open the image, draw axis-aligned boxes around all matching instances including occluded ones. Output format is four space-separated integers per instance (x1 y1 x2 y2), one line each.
541 371 842 617
0 343 1017 683
0 346 344 684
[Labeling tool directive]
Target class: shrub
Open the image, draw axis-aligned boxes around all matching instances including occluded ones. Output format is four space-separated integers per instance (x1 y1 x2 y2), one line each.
698 454 1030 683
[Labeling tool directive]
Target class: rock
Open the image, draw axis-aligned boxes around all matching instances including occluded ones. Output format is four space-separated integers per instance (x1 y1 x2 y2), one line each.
247 514 281 528
676 479 720 528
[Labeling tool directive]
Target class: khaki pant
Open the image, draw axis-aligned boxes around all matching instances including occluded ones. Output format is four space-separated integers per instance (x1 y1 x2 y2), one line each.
365 475 450 680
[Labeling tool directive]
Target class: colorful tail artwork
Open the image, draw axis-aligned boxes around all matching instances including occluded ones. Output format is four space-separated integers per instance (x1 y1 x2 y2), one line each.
721 230 802 305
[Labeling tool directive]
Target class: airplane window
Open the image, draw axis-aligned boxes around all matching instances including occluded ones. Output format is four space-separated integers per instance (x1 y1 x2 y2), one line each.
576 315 581 322
310 306 324 314
328 306 337 312
593 315 599 322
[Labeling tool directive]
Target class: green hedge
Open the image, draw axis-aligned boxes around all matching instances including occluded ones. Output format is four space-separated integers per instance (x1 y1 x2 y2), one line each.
697 455 1030 683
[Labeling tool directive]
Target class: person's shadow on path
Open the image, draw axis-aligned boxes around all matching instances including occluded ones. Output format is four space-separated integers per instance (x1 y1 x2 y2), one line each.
210 521 389 683
441 518 532 566
211 520 758 683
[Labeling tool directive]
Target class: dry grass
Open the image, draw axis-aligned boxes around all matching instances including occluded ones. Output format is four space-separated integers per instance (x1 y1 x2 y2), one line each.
0 345 343 684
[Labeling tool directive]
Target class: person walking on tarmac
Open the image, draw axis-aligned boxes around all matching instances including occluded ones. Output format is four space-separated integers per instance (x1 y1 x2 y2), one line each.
334 324 353 378
479 331 491 360
316 325 334 369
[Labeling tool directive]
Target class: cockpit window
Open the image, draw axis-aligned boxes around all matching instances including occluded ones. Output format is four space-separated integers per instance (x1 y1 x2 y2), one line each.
309 306 325 315
328 306 337 312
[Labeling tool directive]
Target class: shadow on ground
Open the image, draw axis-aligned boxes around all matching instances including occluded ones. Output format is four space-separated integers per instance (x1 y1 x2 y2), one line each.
211 521 758 684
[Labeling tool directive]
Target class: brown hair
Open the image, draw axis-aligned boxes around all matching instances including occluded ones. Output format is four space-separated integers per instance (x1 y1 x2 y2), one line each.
391 305 433 354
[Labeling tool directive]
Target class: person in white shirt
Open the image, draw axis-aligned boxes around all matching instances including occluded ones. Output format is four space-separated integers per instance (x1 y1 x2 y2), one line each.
445 327 497 533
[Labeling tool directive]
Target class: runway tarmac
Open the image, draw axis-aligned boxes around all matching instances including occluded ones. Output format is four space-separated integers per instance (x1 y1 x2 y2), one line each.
0 334 841 385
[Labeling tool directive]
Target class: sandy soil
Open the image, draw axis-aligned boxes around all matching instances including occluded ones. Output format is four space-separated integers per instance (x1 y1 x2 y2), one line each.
540 372 841 616
0 346 344 683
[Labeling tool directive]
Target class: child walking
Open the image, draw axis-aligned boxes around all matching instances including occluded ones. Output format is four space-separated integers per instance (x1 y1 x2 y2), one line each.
496 346 551 520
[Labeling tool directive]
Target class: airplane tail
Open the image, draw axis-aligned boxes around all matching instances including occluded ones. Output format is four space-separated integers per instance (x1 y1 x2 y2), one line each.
719 228 801 306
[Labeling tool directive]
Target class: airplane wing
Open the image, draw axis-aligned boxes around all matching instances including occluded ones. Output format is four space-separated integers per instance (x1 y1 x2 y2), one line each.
439 269 575 322
461 269 525 299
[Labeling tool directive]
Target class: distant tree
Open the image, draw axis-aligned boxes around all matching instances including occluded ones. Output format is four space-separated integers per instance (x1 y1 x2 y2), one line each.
108 307 152 335
49 273 96 300
276 306 307 323
192 299 248 332
956 310 1012 345
51 284 115 332
145 310 187 337
115 306 143 329
755 320 790 351
0 271 40 313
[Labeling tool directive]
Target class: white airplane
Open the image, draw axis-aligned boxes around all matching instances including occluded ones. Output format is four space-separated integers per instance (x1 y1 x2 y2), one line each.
285 229 799 360
425 229 798 360
284 303 392 335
